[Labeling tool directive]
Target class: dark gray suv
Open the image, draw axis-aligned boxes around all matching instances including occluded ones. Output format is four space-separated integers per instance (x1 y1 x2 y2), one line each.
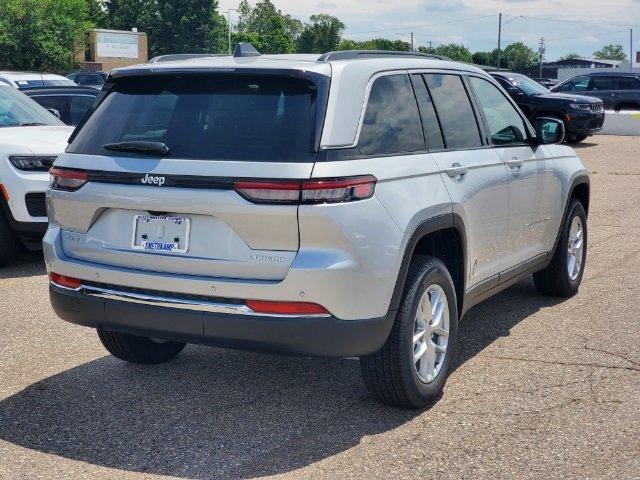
552 72 640 111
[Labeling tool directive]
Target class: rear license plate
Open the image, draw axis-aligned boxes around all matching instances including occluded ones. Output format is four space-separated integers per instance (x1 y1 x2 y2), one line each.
131 215 190 254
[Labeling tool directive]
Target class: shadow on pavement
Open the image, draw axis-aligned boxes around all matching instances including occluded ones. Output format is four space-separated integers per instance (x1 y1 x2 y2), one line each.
0 277 562 479
571 141 599 149
0 250 45 280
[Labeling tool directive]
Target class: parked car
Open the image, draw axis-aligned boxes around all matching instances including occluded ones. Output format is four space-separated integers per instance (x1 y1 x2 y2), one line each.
532 77 558 89
23 86 98 126
66 71 108 90
46 45 589 409
0 85 74 265
552 72 640 111
0 71 76 90
491 71 604 143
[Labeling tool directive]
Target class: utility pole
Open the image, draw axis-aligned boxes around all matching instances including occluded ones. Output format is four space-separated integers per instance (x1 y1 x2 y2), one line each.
497 13 502 70
631 29 634 72
227 9 236 55
411 32 414 52
538 37 545 78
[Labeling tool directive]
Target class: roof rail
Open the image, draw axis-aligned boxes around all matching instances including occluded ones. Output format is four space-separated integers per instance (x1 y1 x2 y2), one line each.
318 50 449 62
233 42 261 58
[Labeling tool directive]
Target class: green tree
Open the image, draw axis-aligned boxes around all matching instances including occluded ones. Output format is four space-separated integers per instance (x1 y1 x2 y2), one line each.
593 44 627 61
471 51 493 66
559 52 581 60
234 0 295 53
152 0 227 55
105 0 227 56
503 42 538 71
104 0 157 32
297 14 344 53
429 43 472 62
338 38 409 51
86 0 107 27
0 0 92 72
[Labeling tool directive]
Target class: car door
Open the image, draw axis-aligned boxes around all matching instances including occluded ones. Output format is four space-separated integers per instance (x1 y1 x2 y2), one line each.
612 76 640 109
468 75 563 275
588 75 617 109
422 72 510 289
29 95 70 124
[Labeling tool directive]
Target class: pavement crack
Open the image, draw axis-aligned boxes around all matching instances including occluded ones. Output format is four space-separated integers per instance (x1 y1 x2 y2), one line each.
484 355 640 373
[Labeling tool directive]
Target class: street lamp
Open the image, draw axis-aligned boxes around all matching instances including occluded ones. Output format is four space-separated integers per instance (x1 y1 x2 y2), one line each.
399 32 415 52
227 9 237 55
497 14 523 69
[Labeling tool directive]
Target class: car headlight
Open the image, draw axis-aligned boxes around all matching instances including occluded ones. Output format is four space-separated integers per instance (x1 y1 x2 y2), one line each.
8 155 57 171
570 103 591 111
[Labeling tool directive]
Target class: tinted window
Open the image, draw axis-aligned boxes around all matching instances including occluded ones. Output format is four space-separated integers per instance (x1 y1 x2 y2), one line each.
562 76 589 92
76 74 103 86
424 74 482 149
29 95 68 123
410 74 444 150
590 76 616 90
68 74 324 162
0 87 64 127
358 74 424 155
70 95 95 125
617 76 640 90
470 77 528 146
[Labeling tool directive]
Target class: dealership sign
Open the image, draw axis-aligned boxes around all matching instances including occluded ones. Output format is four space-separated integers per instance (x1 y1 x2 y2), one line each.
96 32 139 59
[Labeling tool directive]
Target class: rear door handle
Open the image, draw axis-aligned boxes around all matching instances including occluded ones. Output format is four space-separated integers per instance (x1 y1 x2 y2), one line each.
445 163 468 180
506 158 524 170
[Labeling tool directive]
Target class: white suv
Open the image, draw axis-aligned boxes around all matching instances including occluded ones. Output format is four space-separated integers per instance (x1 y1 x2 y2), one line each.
0 85 74 263
45 46 589 408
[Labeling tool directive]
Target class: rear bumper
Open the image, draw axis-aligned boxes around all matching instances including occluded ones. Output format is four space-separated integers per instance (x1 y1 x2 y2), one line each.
50 284 395 357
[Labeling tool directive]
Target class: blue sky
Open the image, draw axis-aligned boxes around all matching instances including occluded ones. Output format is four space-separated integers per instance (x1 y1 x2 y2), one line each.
218 0 640 61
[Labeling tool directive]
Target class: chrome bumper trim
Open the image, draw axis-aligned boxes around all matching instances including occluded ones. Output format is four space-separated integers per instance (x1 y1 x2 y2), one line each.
51 282 331 318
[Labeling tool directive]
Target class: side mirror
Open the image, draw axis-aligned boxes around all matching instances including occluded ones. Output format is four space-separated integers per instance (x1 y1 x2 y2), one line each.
47 108 61 119
535 117 565 144
509 88 524 97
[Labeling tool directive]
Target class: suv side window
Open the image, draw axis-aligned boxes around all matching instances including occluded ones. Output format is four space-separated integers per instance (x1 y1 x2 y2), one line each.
469 77 528 146
410 74 445 150
358 74 425 155
423 73 482 149
590 76 617 90
616 76 640 90
561 76 590 92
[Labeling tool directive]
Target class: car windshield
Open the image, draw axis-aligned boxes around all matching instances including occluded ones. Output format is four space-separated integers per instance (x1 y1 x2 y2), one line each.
43 79 76 87
68 73 328 162
508 74 550 96
0 86 65 127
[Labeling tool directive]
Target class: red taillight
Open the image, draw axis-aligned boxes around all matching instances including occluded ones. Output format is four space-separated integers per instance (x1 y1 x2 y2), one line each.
245 300 329 315
50 272 82 290
234 175 377 205
49 167 88 191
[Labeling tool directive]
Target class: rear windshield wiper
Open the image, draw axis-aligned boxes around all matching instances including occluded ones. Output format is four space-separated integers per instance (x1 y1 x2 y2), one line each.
103 141 170 156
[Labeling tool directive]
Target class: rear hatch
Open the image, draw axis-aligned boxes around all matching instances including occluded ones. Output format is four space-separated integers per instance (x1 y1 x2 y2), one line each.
50 70 329 281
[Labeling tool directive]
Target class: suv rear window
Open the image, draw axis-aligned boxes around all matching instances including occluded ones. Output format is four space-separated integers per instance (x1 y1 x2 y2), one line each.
68 74 325 162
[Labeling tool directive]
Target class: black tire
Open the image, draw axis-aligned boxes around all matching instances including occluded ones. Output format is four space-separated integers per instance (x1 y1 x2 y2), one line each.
97 329 186 364
360 256 458 409
0 208 22 267
533 199 587 297
567 134 588 143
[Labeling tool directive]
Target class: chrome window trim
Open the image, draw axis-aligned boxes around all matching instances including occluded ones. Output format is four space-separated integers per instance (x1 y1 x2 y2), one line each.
51 282 332 318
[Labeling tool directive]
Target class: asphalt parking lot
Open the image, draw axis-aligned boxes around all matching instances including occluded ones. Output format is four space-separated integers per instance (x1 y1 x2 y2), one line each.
1 135 639 480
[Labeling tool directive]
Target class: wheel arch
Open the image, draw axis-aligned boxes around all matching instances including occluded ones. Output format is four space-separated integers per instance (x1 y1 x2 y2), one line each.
389 214 467 316
549 174 590 257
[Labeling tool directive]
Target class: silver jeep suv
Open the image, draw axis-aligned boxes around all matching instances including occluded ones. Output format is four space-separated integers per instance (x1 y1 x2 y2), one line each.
45 45 589 408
